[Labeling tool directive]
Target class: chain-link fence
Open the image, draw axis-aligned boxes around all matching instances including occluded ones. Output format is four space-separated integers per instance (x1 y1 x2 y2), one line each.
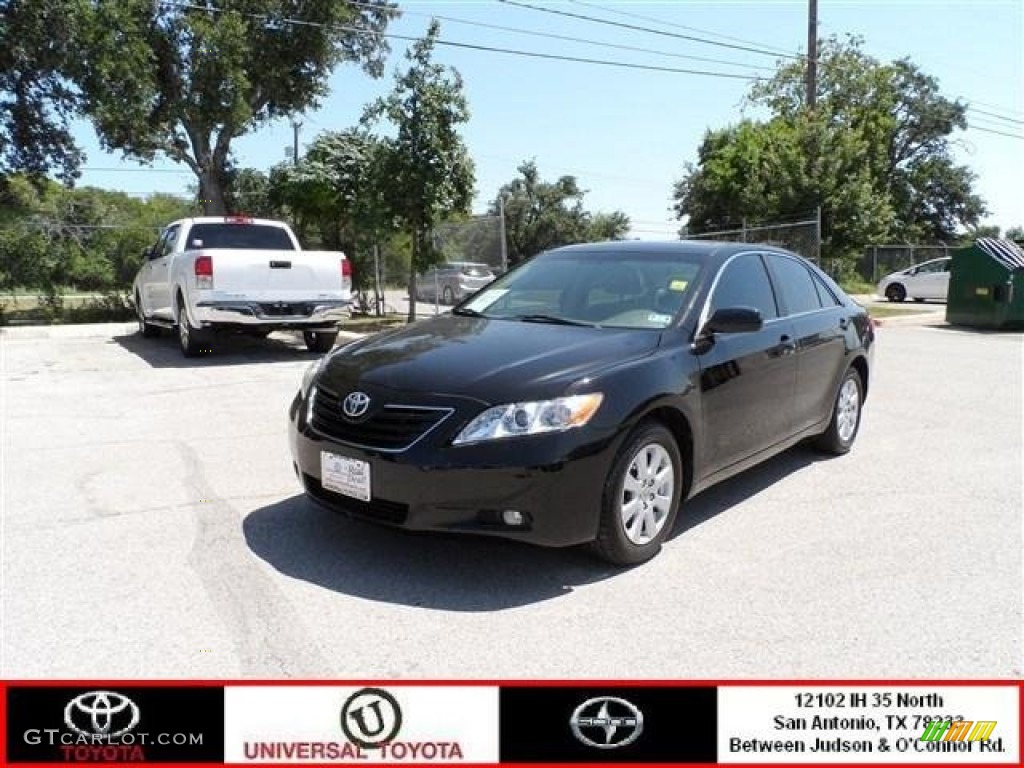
858 245 955 283
682 213 832 275
431 215 507 273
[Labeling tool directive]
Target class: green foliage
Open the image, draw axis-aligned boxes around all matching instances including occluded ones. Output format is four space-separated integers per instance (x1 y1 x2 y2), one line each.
1005 226 1024 243
0 175 195 295
364 20 475 320
0 0 83 184
489 160 630 265
62 0 397 213
674 36 987 268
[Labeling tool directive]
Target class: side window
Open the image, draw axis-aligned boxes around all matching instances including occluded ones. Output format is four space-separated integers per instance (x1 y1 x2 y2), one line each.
812 273 842 307
151 230 169 257
162 225 180 256
710 253 778 320
766 254 823 315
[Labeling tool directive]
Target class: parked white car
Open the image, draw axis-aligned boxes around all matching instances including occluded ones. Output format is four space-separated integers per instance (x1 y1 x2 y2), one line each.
876 256 951 303
133 216 352 356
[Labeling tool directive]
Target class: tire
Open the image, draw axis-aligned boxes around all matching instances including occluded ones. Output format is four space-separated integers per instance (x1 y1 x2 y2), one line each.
815 367 864 455
593 421 683 566
442 285 455 305
304 330 338 353
135 292 159 338
885 283 906 302
176 293 211 357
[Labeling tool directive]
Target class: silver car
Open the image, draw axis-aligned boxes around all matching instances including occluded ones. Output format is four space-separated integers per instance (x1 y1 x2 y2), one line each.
417 261 496 305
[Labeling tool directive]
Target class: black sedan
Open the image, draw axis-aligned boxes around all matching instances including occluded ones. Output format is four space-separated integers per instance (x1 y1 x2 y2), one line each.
288 241 875 565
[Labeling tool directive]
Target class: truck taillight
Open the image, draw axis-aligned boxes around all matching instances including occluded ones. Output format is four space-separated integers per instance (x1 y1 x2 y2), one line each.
195 254 213 289
341 258 352 290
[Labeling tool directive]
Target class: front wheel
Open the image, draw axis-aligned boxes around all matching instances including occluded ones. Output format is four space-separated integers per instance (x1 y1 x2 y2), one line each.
304 330 338 353
885 283 906 302
815 367 864 455
593 421 683 566
135 292 159 338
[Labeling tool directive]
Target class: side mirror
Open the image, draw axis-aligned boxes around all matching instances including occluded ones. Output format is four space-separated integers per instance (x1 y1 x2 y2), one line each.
143 247 156 261
703 306 763 335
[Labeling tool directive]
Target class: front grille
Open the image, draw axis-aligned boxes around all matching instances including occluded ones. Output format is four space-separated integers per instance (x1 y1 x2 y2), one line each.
259 302 312 317
304 473 408 524
310 386 452 451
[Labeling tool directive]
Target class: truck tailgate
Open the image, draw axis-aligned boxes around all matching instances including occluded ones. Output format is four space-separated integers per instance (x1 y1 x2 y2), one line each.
199 248 348 299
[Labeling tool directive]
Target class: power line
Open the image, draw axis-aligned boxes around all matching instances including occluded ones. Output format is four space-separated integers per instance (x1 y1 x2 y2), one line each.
499 0 806 62
159 1 767 80
966 124 1023 140
341 0 776 71
966 106 1024 126
568 0 802 60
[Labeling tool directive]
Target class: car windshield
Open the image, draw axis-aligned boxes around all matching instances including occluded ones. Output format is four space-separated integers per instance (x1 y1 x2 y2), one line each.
454 250 704 329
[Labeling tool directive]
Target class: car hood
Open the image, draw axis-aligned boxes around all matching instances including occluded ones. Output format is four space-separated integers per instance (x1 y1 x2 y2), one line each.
319 315 661 403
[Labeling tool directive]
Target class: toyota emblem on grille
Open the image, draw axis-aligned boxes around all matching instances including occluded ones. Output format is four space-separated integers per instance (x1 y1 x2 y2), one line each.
342 391 371 419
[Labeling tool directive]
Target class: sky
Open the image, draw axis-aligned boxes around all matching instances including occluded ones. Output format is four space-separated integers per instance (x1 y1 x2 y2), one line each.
69 0 1024 240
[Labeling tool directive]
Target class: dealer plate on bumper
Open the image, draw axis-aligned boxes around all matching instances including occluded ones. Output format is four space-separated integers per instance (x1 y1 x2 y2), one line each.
321 451 371 501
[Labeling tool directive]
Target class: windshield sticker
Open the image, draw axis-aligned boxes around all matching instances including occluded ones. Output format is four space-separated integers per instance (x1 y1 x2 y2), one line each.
463 288 509 313
647 312 674 325
669 279 689 292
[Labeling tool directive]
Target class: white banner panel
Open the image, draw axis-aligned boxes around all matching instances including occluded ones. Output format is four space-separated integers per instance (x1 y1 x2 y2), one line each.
225 686 499 763
718 686 1019 764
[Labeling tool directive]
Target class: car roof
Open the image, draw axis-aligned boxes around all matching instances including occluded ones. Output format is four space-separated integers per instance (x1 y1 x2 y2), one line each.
545 239 798 265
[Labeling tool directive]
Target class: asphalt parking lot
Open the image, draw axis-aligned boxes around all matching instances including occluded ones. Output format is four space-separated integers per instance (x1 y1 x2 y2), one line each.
2 319 1020 678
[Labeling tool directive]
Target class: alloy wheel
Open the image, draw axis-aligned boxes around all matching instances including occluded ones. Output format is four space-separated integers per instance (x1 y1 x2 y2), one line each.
620 443 675 545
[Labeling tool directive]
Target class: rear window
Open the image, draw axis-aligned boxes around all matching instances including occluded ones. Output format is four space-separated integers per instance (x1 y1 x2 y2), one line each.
185 224 295 250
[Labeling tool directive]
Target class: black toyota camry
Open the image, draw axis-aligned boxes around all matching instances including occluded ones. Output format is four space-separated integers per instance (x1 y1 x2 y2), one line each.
288 241 875 565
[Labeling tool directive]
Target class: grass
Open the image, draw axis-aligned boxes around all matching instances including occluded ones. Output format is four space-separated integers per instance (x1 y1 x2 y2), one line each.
867 305 937 318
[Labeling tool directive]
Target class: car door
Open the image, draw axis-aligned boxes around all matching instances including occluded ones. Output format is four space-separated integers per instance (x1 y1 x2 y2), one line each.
148 224 180 319
909 259 944 299
764 252 848 434
695 252 798 474
139 229 169 316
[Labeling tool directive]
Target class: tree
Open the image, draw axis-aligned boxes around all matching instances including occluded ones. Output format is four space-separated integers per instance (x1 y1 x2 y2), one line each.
225 168 275 218
488 160 631 266
67 0 398 215
269 129 395 290
365 20 475 322
0 0 83 185
1005 226 1024 243
674 36 986 269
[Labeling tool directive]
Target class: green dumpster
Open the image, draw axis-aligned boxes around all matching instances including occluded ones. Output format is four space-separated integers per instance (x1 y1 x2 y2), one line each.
945 238 1024 329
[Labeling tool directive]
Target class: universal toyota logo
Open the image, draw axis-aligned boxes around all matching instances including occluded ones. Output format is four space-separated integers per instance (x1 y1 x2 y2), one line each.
340 688 402 749
64 691 140 738
570 697 643 749
341 391 371 419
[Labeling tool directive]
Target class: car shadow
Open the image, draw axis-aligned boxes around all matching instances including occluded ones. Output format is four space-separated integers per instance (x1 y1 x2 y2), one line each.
242 444 828 611
112 330 328 368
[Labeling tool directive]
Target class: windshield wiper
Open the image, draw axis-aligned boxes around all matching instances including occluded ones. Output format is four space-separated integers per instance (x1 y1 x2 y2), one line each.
451 307 485 317
514 313 596 327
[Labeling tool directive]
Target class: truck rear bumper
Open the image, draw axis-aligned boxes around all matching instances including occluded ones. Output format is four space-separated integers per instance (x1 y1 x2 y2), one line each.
194 299 351 328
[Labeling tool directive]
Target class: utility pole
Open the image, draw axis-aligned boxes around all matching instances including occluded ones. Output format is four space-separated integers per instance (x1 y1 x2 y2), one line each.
806 0 818 110
497 195 509 273
291 118 303 165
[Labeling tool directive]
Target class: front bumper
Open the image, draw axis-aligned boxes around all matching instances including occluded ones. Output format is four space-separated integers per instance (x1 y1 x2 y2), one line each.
194 300 351 328
287 391 621 547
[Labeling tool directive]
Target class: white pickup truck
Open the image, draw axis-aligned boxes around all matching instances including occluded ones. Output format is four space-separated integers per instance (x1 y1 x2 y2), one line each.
133 216 352 356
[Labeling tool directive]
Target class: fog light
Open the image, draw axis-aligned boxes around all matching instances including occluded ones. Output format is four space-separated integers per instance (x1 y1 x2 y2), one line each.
502 509 524 526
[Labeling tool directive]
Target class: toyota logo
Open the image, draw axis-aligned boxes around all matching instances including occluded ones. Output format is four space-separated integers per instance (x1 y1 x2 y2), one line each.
341 391 371 419
64 691 140 739
340 687 402 749
570 696 643 749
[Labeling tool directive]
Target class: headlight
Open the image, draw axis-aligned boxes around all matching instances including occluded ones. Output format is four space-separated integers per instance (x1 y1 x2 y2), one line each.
300 356 326 399
452 393 604 445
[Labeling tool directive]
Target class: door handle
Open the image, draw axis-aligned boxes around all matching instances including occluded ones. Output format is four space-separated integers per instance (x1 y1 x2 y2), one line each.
778 335 797 355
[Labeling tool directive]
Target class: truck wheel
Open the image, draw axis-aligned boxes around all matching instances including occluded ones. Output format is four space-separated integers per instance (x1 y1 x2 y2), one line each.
135 292 160 338
304 330 338 353
177 294 211 357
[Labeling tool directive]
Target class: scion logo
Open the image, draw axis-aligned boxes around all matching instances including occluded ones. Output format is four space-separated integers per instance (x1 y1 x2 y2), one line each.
570 697 644 749
340 688 402 749
341 391 371 419
64 691 141 739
